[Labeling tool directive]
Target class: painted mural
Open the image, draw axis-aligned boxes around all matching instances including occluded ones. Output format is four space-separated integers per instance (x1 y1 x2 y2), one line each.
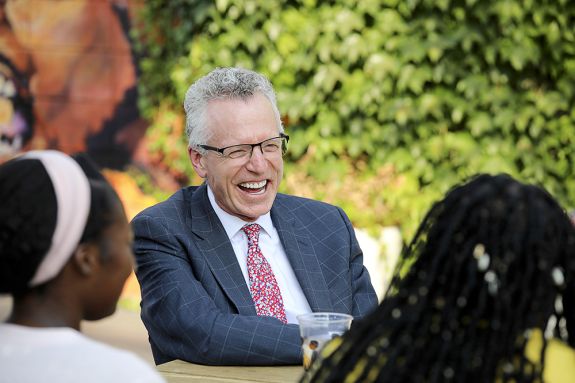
0 0 145 169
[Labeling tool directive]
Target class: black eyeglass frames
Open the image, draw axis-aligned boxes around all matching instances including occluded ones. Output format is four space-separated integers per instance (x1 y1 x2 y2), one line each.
198 133 289 160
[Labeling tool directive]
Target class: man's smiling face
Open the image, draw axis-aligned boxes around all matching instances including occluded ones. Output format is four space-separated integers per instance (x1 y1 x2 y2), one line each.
189 93 283 222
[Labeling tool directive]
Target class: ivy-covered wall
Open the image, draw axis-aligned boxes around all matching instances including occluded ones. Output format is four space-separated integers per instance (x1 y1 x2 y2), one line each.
136 0 575 238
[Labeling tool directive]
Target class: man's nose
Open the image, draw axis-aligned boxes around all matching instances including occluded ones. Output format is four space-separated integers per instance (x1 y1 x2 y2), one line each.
245 144 266 169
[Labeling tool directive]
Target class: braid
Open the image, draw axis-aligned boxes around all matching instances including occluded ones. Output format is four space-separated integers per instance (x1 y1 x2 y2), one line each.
0 159 57 294
304 174 575 383
73 152 125 260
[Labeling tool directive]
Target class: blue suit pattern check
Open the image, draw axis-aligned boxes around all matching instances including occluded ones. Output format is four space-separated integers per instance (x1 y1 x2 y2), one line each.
131 184 378 366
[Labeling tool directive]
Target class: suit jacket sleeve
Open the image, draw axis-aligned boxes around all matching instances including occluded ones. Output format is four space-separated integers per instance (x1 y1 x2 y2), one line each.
132 212 302 366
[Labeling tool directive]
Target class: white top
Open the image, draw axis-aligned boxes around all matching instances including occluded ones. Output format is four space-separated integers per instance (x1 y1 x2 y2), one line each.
0 323 165 383
207 186 312 324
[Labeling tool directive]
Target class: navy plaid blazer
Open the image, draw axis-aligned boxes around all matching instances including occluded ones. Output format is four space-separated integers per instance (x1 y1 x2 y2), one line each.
132 184 378 365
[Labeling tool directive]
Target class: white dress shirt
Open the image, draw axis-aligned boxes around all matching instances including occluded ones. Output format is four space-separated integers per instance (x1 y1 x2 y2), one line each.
207 186 312 324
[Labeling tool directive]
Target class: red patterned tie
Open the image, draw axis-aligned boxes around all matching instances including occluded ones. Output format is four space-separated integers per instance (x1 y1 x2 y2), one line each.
242 223 287 324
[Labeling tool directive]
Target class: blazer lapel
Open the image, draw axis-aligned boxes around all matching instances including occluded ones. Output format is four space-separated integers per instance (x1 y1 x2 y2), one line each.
188 185 256 316
271 200 334 312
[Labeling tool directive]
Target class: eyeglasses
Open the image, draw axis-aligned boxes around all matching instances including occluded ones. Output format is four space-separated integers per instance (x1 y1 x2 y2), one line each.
198 133 289 160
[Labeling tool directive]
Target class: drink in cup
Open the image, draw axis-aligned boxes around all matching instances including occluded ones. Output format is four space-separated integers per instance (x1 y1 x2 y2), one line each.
297 312 353 370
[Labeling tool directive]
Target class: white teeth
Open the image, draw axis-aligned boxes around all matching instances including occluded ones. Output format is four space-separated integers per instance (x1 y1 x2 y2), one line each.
240 180 267 189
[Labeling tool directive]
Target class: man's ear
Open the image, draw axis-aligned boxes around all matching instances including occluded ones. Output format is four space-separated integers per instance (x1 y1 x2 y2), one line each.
71 243 100 277
189 147 207 178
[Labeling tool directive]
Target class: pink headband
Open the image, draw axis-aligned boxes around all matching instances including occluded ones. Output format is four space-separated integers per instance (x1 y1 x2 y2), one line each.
20 151 91 287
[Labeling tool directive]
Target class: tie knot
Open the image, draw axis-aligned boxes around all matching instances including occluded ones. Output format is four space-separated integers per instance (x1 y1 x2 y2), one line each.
242 223 261 244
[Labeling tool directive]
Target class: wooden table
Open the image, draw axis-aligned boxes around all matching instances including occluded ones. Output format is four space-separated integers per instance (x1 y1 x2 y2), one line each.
157 360 304 382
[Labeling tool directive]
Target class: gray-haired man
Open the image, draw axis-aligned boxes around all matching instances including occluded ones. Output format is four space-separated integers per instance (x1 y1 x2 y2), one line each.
132 67 378 365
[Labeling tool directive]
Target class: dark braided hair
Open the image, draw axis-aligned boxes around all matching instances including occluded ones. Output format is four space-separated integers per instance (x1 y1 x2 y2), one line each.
304 174 575 383
0 153 123 295
0 159 56 294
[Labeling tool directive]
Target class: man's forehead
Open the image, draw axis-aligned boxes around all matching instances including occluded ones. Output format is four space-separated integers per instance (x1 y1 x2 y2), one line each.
205 96 278 142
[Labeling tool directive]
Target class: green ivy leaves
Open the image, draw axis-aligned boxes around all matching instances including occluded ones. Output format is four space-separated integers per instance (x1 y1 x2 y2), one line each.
136 0 575 239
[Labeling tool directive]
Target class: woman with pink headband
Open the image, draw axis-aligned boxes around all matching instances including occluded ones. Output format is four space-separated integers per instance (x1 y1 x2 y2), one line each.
0 150 164 382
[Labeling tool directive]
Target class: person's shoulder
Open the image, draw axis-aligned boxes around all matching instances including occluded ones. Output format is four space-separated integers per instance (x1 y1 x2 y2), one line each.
273 194 352 234
0 327 165 383
276 193 339 210
274 193 342 217
132 185 201 221
526 329 575 383
71 335 165 382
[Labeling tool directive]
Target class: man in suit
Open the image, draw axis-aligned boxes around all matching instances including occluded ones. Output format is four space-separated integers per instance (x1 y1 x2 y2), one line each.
132 67 378 366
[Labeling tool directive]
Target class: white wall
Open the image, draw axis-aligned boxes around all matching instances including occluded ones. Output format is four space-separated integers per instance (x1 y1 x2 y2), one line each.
355 226 403 301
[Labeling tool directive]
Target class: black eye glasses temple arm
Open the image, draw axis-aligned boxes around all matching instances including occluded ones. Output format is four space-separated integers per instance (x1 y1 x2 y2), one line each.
197 144 224 154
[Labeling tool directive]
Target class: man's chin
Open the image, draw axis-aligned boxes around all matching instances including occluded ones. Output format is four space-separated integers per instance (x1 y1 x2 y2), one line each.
236 203 274 222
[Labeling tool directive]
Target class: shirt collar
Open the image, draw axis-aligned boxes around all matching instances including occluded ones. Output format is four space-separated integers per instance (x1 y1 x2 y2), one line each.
207 185 274 239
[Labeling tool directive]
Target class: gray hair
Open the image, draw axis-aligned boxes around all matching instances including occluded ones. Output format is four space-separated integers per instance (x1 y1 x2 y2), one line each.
183 67 284 149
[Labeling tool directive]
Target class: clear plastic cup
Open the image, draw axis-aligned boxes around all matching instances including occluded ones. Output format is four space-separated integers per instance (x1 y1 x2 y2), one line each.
297 312 353 370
